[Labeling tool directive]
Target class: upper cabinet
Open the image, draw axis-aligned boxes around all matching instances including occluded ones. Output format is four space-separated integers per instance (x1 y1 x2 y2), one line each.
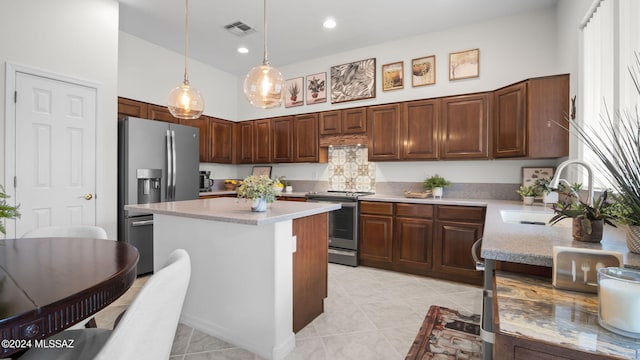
253 119 272 163
401 99 439 160
118 97 148 118
440 93 491 160
147 104 180 124
209 118 233 163
493 74 569 159
293 113 319 162
368 104 401 161
272 116 294 163
319 107 366 136
236 121 254 164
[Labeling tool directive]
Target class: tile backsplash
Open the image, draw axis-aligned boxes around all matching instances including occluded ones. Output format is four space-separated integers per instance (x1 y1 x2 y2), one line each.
328 145 375 192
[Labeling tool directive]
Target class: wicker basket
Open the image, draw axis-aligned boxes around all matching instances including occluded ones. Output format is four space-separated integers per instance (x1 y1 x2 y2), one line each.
627 225 640 254
403 190 432 199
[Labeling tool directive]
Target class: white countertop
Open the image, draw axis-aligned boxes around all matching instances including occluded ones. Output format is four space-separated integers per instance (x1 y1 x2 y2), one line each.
125 197 340 226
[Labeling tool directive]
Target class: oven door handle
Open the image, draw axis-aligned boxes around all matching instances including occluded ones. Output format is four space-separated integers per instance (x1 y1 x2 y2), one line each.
306 199 355 207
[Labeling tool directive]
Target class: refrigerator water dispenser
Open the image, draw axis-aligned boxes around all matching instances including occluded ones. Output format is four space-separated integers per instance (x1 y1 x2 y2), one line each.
137 168 162 204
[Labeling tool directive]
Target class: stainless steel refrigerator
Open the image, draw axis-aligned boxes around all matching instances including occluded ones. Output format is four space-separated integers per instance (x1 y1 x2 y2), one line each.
118 116 199 275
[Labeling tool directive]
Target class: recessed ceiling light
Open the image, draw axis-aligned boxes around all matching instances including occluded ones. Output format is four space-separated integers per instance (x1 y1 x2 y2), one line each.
237 47 249 54
323 18 336 29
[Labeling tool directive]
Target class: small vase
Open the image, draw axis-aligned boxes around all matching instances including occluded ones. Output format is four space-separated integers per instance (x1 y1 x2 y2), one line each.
285 186 293 193
523 196 535 205
572 218 604 242
626 225 640 254
432 187 443 199
251 198 267 212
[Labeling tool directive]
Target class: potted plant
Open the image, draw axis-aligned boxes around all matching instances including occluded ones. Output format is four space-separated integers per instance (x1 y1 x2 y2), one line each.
561 52 640 251
549 190 617 242
288 82 300 102
0 185 20 235
236 175 277 212
516 185 541 205
307 77 325 99
423 174 451 199
273 176 285 193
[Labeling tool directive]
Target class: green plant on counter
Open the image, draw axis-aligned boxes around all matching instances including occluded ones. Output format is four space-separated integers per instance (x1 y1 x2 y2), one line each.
236 175 278 203
516 185 541 197
0 185 20 235
550 190 617 232
556 52 640 226
423 174 451 189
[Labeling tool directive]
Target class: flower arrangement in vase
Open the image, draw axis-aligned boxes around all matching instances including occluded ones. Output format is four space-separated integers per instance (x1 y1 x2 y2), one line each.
236 175 277 212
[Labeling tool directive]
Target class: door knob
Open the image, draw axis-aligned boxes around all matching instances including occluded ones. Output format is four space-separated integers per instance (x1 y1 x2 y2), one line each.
84 193 93 200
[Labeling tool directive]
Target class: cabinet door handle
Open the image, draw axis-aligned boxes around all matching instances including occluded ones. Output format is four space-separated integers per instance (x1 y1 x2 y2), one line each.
471 238 484 271
132 220 154 227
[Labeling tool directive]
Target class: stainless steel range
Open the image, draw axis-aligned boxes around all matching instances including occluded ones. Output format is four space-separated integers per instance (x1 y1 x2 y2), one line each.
305 191 373 266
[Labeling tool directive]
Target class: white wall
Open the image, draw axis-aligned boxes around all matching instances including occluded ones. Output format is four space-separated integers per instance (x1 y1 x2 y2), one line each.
227 7 562 184
118 32 239 121
0 0 119 237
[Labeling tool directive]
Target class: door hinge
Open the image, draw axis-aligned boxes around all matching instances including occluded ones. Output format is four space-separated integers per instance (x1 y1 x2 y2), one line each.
14 91 17 103
13 176 17 188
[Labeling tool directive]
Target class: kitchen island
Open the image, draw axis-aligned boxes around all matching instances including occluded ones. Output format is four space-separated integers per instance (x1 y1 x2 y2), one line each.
126 197 340 360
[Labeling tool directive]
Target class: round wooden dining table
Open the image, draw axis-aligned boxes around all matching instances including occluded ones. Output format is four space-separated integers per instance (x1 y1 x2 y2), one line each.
0 237 139 357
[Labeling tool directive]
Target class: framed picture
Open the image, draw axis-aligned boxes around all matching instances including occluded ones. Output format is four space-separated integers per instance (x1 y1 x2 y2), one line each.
330 58 376 104
306 72 327 105
449 48 479 80
284 77 304 108
522 167 555 188
412 55 436 87
381 61 404 91
252 166 272 178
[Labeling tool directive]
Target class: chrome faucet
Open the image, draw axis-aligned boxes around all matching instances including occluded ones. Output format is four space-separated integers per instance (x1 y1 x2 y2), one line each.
549 159 594 206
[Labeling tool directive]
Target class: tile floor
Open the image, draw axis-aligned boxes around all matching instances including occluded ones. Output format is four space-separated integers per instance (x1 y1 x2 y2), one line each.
96 264 482 360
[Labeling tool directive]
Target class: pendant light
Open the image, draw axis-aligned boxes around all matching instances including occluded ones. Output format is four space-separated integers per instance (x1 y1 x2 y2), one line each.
168 0 204 119
243 0 284 109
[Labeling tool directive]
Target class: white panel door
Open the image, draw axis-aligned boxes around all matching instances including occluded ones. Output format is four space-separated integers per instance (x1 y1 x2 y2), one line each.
13 72 97 237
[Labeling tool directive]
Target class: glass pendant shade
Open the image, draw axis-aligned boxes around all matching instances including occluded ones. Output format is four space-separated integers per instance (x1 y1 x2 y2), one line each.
168 82 204 119
243 64 284 109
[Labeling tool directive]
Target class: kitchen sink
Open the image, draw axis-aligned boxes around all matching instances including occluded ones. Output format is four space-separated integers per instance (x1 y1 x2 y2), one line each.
500 209 556 225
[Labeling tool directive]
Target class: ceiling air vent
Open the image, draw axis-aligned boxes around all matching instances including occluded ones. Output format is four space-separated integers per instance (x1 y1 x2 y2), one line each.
224 21 256 37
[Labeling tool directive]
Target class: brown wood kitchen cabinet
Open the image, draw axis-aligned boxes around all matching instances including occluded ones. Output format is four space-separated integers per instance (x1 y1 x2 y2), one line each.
368 103 401 161
493 74 569 159
147 104 181 123
319 107 367 135
209 117 233 163
401 99 439 160
253 119 272 163
440 93 491 159
360 202 484 285
359 201 394 269
434 205 485 284
118 97 148 118
293 113 319 162
236 121 254 164
394 203 434 274
272 116 294 163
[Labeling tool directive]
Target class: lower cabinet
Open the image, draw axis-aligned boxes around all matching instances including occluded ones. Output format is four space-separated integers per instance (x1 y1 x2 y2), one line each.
359 202 394 268
359 201 484 285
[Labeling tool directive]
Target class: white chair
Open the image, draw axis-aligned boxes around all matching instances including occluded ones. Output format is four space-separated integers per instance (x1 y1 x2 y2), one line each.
22 225 109 240
21 249 191 360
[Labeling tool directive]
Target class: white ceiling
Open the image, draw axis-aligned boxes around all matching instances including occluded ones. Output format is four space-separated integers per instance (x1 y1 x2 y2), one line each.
118 0 557 76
